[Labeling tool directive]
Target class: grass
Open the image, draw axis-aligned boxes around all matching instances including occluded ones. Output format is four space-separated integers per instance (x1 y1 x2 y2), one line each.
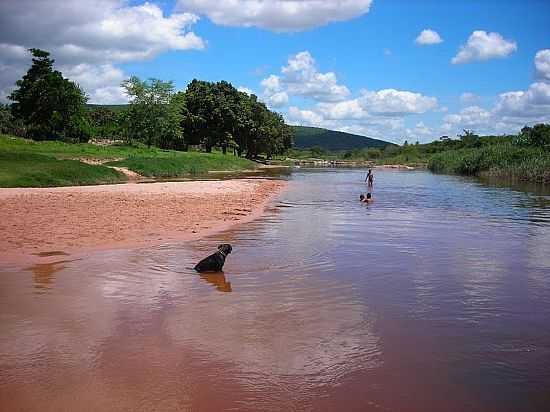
107 153 257 177
0 151 125 187
428 143 550 183
0 134 259 187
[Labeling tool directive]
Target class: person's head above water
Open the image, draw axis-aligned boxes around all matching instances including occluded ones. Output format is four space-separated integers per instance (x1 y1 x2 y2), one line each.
366 193 372 199
359 194 365 201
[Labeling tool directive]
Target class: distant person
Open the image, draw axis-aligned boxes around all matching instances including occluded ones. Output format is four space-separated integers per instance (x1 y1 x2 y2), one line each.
365 169 372 183
367 170 374 189
359 193 373 203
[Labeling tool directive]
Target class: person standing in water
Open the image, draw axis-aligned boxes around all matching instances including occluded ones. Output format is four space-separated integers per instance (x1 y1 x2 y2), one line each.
365 169 374 189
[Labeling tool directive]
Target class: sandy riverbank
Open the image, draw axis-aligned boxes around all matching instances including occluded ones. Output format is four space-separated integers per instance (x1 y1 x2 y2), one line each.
0 179 286 264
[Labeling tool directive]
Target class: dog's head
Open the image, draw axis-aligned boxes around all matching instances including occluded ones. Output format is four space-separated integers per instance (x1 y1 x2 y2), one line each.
218 244 232 255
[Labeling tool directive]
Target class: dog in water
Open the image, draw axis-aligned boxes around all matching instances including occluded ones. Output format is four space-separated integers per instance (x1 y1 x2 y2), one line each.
194 244 233 273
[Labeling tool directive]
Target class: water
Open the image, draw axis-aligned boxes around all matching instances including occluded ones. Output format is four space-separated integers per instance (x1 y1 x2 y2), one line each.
1 169 550 411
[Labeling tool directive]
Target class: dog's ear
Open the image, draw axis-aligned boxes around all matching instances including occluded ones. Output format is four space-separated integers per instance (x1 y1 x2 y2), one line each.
218 244 224 250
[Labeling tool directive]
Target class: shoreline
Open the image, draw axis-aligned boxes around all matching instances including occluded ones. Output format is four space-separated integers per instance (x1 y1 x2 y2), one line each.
0 178 287 265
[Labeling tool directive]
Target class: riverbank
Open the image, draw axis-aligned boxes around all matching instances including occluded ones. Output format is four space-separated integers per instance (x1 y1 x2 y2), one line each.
0 134 260 187
0 178 286 264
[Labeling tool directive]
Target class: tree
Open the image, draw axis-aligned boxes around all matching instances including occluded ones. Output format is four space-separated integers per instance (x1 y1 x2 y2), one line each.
518 124 550 148
458 129 480 148
121 76 184 149
180 80 293 157
8 48 89 141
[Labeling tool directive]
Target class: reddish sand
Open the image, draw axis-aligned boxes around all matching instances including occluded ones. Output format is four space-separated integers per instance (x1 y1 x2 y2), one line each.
0 179 286 264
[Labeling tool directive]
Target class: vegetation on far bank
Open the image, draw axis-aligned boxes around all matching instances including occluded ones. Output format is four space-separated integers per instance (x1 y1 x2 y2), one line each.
283 127 550 183
0 134 258 187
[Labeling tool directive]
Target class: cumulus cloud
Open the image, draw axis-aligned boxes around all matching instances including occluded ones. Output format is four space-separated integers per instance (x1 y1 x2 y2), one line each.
261 51 350 106
176 0 373 31
442 50 550 136
535 49 550 81
359 89 437 115
61 63 128 104
415 29 443 45
460 92 479 104
0 0 205 101
451 31 517 64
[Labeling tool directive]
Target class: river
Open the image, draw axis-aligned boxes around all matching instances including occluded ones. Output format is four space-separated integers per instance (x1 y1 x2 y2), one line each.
1 169 549 411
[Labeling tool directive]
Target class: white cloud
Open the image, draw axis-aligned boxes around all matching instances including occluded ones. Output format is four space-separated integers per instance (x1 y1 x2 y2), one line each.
269 92 290 108
237 86 254 95
443 106 492 129
288 106 325 126
176 0 373 32
0 0 205 101
261 51 350 106
62 63 128 104
460 92 479 104
415 29 443 45
269 50 439 142
452 31 517 64
494 82 550 117
535 49 550 81
359 89 438 115
442 49 550 136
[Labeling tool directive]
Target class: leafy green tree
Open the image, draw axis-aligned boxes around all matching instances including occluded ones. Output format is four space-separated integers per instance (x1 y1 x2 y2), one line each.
458 129 481 148
121 76 184 149
518 124 550 148
8 48 89 141
181 80 293 157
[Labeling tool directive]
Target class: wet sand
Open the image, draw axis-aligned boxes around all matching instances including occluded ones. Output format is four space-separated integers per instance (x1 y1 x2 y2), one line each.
0 179 286 264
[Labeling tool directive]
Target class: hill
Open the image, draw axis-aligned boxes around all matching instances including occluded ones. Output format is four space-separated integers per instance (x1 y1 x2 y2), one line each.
291 126 392 151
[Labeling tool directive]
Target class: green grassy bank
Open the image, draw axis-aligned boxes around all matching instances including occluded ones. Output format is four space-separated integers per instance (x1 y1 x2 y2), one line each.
428 143 550 183
0 151 125 187
0 135 258 187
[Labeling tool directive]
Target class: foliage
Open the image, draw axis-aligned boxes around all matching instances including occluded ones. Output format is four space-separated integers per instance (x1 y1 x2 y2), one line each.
516 124 550 148
121 76 185 150
8 49 90 142
181 80 292 157
0 104 25 136
428 143 550 182
86 106 123 138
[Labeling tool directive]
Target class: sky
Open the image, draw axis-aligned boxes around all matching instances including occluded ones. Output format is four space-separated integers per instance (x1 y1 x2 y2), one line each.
1 0 549 143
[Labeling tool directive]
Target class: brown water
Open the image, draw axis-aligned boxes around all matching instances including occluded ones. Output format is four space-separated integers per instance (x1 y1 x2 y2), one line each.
1 169 550 412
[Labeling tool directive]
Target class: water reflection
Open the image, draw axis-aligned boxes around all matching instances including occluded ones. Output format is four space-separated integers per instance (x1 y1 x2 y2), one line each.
199 271 232 292
27 259 75 293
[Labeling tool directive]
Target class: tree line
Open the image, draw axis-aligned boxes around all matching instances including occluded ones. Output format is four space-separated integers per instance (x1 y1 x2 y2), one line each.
1 48 293 158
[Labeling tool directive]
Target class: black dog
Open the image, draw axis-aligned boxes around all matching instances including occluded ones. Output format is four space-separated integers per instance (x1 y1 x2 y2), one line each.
194 244 232 273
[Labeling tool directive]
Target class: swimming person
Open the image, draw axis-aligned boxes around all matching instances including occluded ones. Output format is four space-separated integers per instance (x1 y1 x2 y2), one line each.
359 193 373 203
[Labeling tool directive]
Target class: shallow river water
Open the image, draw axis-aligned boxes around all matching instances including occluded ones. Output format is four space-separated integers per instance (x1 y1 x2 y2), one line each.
1 169 550 412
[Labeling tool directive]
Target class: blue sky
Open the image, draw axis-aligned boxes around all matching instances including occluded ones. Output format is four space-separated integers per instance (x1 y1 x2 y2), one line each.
1 0 549 142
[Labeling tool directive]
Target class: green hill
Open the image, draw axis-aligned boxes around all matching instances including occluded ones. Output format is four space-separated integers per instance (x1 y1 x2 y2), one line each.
291 126 391 151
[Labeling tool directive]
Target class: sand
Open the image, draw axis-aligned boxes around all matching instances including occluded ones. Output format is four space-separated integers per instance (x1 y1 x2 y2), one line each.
0 179 286 264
